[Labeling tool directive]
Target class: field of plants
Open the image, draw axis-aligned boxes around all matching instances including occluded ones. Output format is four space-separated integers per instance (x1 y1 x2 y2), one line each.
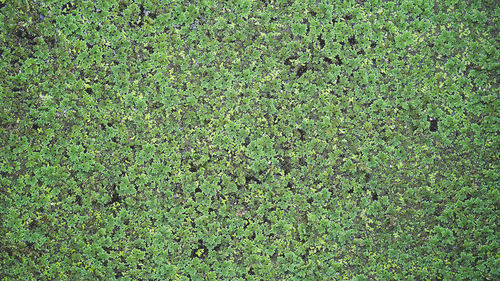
0 0 498 280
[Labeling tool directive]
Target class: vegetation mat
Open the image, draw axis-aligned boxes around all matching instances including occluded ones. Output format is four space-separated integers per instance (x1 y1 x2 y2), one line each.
0 0 498 280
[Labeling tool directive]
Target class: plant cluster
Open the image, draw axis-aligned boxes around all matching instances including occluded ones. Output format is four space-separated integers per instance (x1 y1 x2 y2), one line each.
0 0 498 280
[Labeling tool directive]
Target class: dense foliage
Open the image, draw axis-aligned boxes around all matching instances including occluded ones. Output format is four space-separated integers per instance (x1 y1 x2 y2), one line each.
1 0 498 280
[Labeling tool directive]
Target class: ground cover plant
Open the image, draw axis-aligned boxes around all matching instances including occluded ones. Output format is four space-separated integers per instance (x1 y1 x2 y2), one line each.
0 0 498 280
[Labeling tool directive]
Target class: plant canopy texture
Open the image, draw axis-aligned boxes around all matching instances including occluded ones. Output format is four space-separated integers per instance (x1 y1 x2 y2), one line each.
0 0 498 280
